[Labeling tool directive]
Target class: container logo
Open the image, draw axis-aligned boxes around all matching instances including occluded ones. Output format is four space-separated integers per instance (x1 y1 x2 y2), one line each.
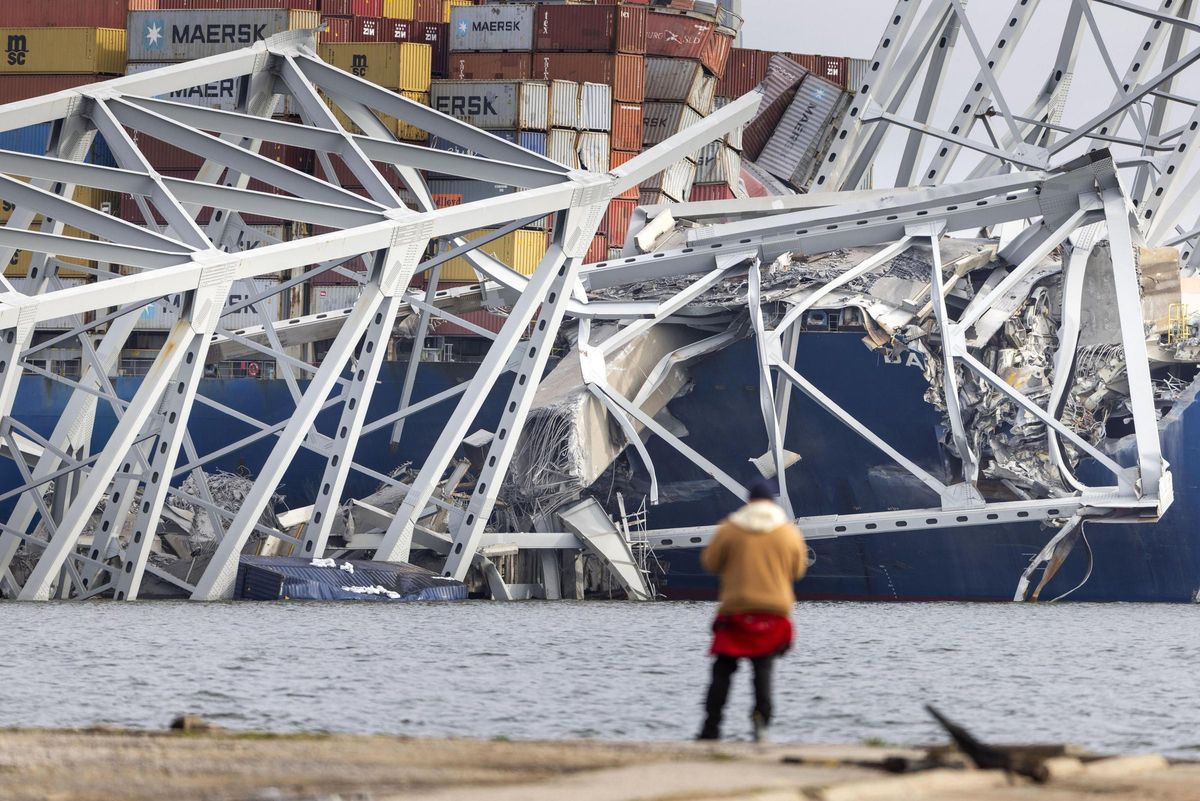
433 94 498 116
5 34 28 66
143 19 166 51
351 54 368 77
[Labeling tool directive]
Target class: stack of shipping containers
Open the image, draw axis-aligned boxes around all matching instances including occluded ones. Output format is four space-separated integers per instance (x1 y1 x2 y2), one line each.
0 0 129 317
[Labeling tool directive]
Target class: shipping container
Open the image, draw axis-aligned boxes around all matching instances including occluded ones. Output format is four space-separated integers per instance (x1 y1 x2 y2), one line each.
693 140 739 184
644 57 713 111
585 232 607 263
0 0 129 28
413 0 442 23
0 75 107 104
448 52 532 80
642 101 701 147
688 182 736 201
546 128 579 169
322 16 353 43
380 18 414 42
548 80 579 129
443 0 472 23
519 130 547 156
848 57 870 94
346 15 383 42
756 75 850 190
579 82 611 131
608 149 640 199
382 0 412 17
533 52 643 103
426 177 518 205
817 56 847 89
0 28 126 75
0 123 50 156
638 189 675 207
645 12 712 60
318 42 432 91
438 228 548 281
700 29 733 76
742 54 809 159
323 0 382 15
430 79 548 130
611 102 643 151
308 283 362 313
532 4 646 54
415 22 449 76
432 308 508 338
639 158 695 202
601 197 636 246
428 128 518 157
717 47 765 98
714 96 743 150
219 278 286 331
160 0 317 8
125 62 246 112
127 10 318 62
449 4 536 52
576 131 610 172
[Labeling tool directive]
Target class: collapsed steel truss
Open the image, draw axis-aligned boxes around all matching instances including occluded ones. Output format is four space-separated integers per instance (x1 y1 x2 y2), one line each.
0 0 1195 601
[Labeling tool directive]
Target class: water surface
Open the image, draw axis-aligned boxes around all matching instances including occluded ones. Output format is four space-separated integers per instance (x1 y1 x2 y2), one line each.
1 601 1196 755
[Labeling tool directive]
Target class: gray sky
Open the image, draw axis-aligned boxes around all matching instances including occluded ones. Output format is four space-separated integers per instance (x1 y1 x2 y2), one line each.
738 0 1200 192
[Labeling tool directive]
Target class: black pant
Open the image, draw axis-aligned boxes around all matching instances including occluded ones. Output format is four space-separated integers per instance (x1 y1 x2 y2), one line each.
701 654 774 737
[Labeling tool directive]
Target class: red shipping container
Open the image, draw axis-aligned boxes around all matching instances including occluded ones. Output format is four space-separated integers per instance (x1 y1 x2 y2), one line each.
818 55 848 89
161 0 317 7
645 12 713 60
717 48 764 98
348 15 383 41
129 1 162 10
450 52 533 80
413 0 442 23
670 0 696 9
322 16 353 42
601 198 637 245
381 18 416 42
585 232 608 264
688 183 736 202
608 149 640 199
610 103 644 151
533 53 644 103
434 309 508 337
320 0 381 15
0 75 107 104
785 53 820 74
533 5 647 55
0 0 130 27
416 22 449 77
701 30 733 77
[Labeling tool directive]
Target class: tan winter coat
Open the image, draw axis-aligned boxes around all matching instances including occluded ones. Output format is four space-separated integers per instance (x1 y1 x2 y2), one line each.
701 500 807 616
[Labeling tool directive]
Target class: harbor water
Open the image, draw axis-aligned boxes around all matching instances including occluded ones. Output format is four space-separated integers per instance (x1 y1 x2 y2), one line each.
1 601 1197 756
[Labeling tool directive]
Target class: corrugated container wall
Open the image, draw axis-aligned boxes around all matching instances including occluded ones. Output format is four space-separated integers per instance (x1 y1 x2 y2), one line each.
548 80 579 129
0 0 129 28
159 0 318 8
639 158 696 202
642 101 701 147
0 75 106 103
127 10 319 61
430 80 548 130
611 102 643 151
533 52 643 103
532 4 646 54
717 47 765 98
579 82 611 131
0 29 126 75
757 75 850 189
546 128 579 169
700 30 732 76
645 12 711 60
644 57 712 111
608 148 640 199
848 57 870 94
417 22 449 77
694 141 739 184
448 4 535 52
318 42 432 91
576 131 610 172
220 278 285 331
309 284 362 314
602 198 637 248
125 62 244 111
449 52 532 80
438 229 548 281
714 96 743 150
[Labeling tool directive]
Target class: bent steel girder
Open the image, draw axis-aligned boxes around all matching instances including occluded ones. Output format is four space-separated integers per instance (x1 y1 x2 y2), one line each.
0 29 762 600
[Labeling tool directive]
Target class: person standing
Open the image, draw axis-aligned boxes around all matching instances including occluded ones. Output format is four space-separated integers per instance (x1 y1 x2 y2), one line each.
697 480 807 742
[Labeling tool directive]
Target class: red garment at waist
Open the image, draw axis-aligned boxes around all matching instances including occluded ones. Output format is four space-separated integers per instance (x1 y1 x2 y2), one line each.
709 612 793 658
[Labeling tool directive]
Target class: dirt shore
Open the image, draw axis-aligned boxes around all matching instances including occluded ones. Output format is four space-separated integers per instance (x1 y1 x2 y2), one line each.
0 727 1197 801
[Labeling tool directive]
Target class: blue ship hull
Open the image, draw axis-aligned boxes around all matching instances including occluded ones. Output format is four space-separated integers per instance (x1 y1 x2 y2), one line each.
5 333 1198 602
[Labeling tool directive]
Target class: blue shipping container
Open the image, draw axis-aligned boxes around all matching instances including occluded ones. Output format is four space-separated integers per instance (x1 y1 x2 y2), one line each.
0 124 51 156
518 130 546 156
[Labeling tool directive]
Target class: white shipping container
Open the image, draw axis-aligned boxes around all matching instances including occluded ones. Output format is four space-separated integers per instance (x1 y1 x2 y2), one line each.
715 96 743 151
695 73 717 114
430 79 548 130
694 141 740 184
642 101 702 148
758 75 850 189
548 79 579 129
546 128 579 169
449 3 536 52
579 82 612 132
132 293 184 331
221 278 284 332
577 131 610 173
128 9 319 62
644 57 705 108
125 62 243 111
640 159 696 203
309 285 364 315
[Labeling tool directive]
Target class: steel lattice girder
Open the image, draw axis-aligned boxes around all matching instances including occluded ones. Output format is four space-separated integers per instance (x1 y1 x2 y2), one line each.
0 2 1189 602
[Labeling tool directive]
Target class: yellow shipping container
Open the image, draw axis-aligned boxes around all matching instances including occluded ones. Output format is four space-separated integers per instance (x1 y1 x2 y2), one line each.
1 186 120 224
3 222 95 279
331 91 429 142
440 229 549 282
318 42 431 92
0 28 126 75
384 0 414 17
443 0 472 22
